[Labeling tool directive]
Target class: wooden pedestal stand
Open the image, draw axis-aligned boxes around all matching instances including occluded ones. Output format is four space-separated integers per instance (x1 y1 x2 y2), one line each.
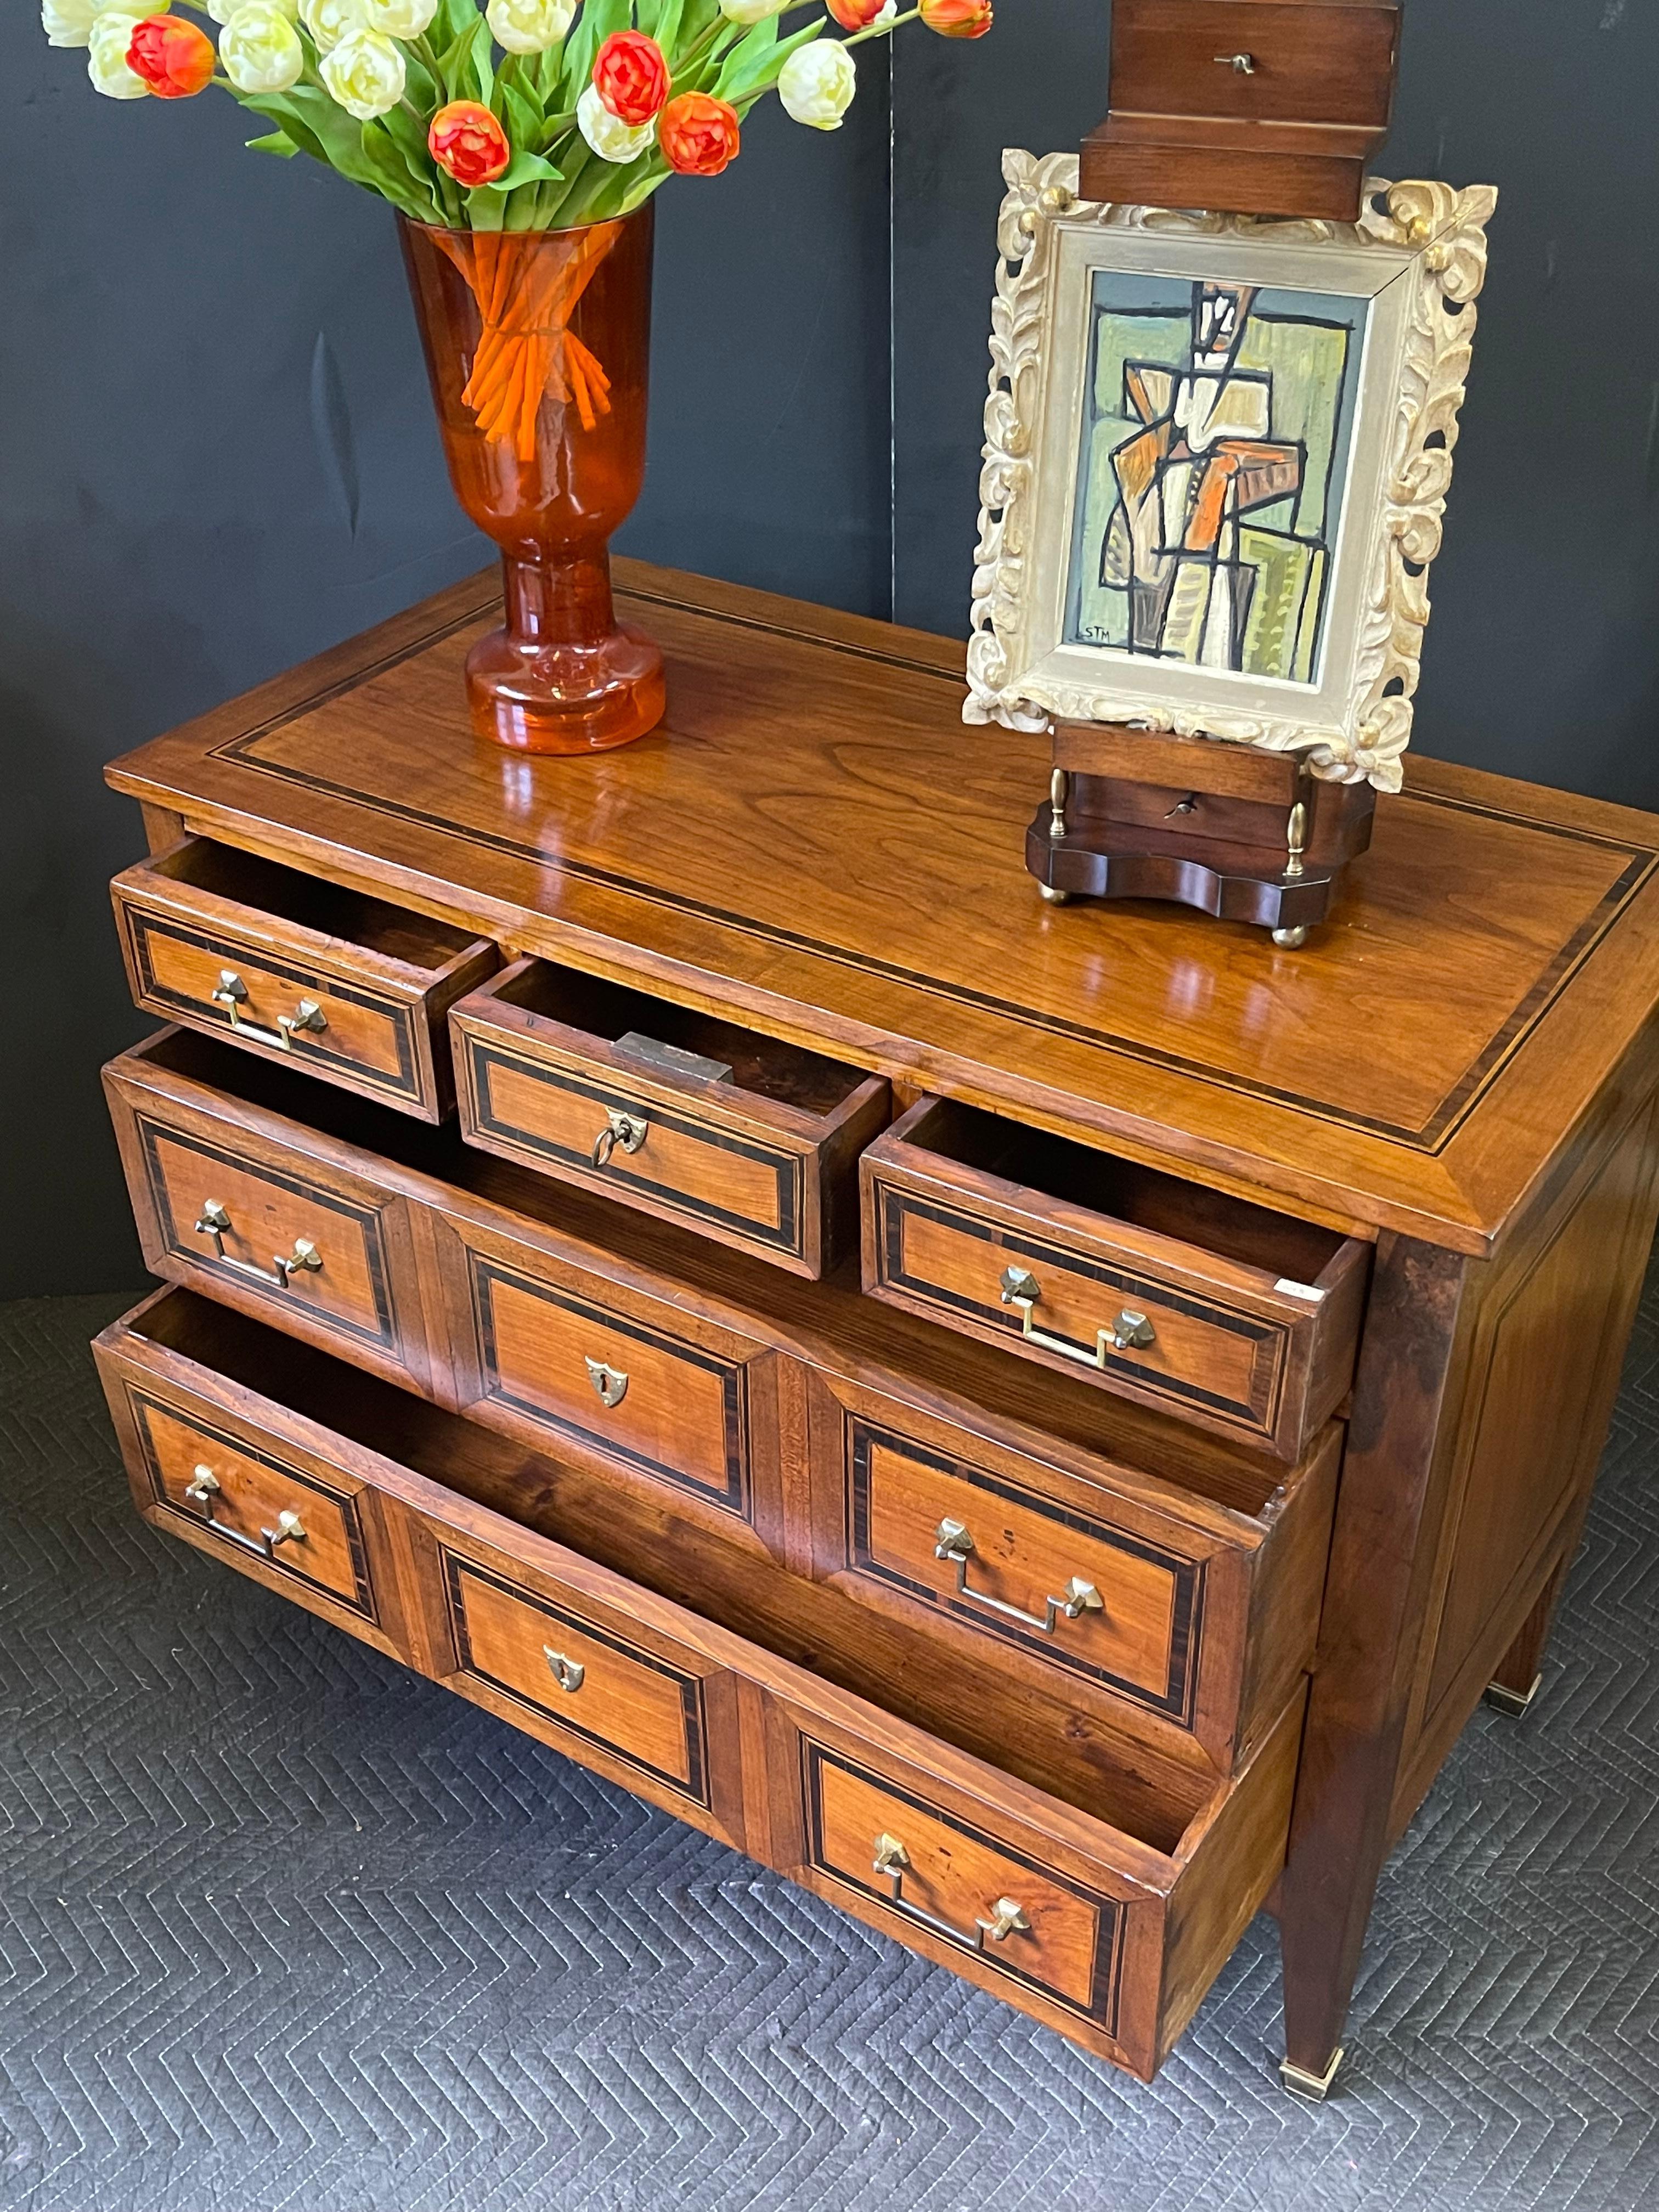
1029 724 1376 947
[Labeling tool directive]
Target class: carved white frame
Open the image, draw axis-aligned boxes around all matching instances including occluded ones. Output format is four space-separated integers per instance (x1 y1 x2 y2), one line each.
966 155 1497 792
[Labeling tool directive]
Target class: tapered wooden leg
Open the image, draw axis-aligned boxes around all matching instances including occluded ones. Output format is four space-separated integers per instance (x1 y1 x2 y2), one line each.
1277 1237 1470 2092
1482 1558 1569 1714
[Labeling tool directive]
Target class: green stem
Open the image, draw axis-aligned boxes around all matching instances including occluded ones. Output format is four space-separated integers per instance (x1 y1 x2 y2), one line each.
845 5 918 46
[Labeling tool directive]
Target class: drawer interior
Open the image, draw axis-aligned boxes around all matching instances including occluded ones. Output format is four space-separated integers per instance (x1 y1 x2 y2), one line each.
126 1286 1215 1851
482 960 872 1119
131 1030 1296 1522
140 839 483 975
896 1098 1351 1288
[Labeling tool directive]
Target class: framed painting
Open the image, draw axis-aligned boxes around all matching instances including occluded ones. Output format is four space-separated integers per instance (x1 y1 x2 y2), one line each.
966 156 1497 791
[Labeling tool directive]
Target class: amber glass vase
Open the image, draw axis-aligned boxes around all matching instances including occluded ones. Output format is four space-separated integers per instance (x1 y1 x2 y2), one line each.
400 207 664 754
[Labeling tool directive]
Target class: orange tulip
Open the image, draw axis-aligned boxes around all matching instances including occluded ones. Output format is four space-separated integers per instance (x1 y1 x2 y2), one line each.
126 15 216 97
657 93 741 177
920 0 992 35
428 100 512 188
826 0 888 26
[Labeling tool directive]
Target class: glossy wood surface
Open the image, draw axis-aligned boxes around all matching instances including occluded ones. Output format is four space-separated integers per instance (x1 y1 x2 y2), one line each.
806 1365 1339 1774
1082 0 1400 221
105 1042 439 1401
105 562 1659 1255
861 1096 1367 1460
104 1026 1324 1778
452 956 889 1276
92 1283 1306 2083
444 1552 707 1796
143 1397 367 1607
95 558 1659 2091
1277 1237 1469 2081
1111 0 1400 127
112 836 496 1122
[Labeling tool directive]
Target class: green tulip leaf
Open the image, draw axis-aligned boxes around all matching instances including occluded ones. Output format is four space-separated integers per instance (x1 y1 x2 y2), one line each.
714 15 823 101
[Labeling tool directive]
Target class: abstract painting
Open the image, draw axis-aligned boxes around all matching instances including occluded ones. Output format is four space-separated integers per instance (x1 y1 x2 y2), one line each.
1063 275 1368 687
967 157 1497 792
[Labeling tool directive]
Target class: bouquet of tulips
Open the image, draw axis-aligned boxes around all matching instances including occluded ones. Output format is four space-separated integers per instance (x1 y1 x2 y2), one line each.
42 0 991 232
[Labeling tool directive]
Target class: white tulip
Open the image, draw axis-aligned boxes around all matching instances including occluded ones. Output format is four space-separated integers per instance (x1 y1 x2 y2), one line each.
778 41 855 130
320 23 405 116
221 2 304 89
718 0 787 20
207 0 293 21
48 0 152 44
576 81 653 163
87 9 150 95
485 0 574 54
42 0 101 48
298 0 364 50
364 0 436 34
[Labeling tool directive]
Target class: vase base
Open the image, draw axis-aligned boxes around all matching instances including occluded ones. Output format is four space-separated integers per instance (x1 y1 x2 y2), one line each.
466 621 666 755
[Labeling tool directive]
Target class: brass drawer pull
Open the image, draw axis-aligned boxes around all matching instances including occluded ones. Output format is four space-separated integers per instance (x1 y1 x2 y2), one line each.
934 1518 1104 1635
591 1108 649 1169
584 1356 629 1409
194 1201 324 1291
998 1266 1156 1365
544 1647 585 1694
871 1833 1031 1951
210 968 329 1052
1215 49 1256 72
182 1465 308 1560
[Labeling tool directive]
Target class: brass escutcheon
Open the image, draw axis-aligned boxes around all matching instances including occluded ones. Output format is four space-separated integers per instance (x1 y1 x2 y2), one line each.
591 1108 650 1170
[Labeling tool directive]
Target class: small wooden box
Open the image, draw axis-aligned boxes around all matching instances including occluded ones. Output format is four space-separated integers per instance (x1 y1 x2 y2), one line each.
1082 0 1402 222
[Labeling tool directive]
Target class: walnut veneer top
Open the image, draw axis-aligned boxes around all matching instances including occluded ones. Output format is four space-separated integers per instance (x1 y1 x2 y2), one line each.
106 560 1659 1255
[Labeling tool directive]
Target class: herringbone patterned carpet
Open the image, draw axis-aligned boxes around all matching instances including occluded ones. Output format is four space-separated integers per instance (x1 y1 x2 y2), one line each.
3 1285 1657 2211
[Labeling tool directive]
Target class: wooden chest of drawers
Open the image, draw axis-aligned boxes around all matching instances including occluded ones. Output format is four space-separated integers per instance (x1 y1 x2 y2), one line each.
95 561 1659 2097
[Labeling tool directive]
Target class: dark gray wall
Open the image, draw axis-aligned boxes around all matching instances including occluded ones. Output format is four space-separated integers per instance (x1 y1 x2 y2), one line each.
9 6 1659 1294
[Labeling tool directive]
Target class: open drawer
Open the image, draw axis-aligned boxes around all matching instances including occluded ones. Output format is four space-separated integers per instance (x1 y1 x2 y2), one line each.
104 1028 1338 1773
449 958 890 1277
112 837 497 1121
93 1286 1306 2082
862 1097 1369 1459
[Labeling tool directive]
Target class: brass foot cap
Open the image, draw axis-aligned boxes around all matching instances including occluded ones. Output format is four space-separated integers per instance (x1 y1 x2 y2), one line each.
1272 924 1310 950
1482 1673 1543 1718
1279 2046 1344 2101
1039 883 1071 905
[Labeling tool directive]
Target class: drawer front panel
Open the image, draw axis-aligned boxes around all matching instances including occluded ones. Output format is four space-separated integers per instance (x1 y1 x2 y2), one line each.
847 1417 1203 1724
125 908 422 1105
461 1035 805 1259
442 1549 709 1803
803 1741 1121 2025
132 1393 376 1617
877 1188 1289 1444
1113 1 1398 127
137 1118 399 1357
467 1252 752 1517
